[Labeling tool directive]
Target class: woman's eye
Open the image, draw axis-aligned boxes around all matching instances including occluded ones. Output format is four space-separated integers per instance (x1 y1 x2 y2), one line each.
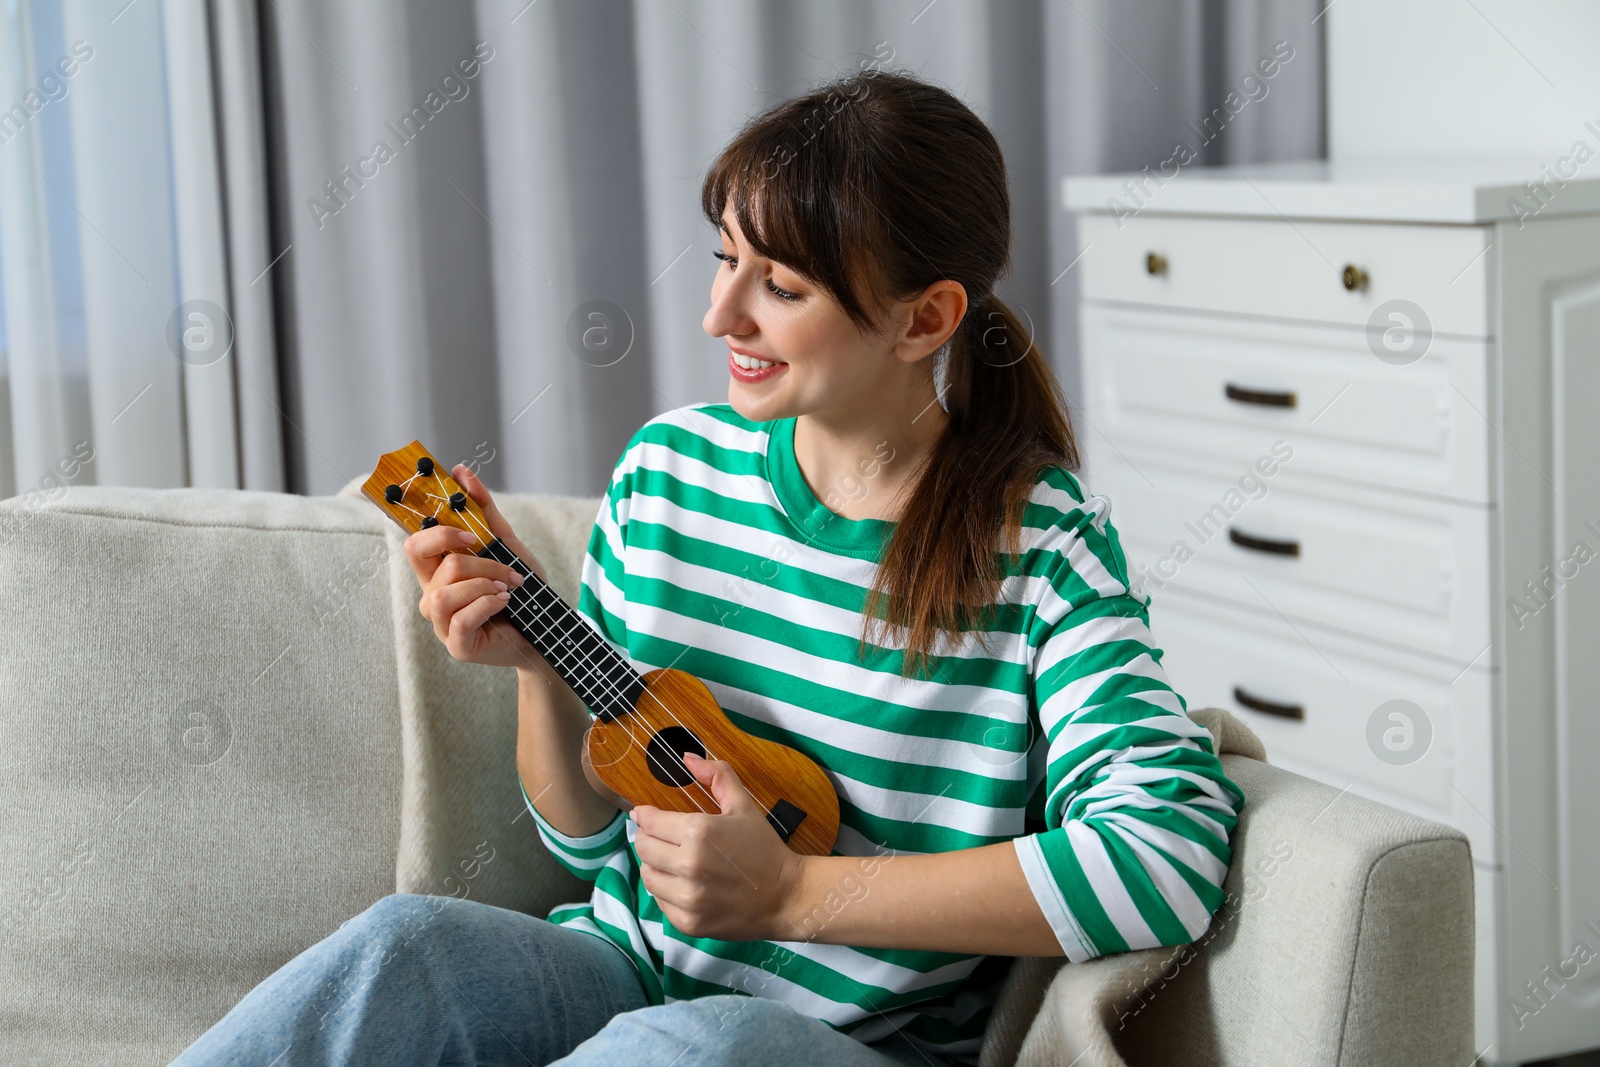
713 250 800 301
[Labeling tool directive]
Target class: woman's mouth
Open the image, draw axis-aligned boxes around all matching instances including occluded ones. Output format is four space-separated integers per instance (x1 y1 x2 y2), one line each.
728 349 787 383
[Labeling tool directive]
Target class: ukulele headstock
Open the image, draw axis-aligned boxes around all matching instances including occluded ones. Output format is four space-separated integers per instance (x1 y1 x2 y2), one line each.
361 440 491 550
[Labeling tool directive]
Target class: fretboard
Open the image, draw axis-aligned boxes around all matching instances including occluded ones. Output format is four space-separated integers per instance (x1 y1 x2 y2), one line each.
476 538 644 721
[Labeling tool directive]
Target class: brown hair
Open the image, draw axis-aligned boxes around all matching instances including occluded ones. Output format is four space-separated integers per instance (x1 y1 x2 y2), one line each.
701 67 1080 678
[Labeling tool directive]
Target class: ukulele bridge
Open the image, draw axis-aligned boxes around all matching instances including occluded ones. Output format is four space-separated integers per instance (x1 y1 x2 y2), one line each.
765 798 808 843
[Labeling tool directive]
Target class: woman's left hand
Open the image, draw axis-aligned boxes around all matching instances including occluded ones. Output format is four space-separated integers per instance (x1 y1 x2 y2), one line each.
631 753 807 941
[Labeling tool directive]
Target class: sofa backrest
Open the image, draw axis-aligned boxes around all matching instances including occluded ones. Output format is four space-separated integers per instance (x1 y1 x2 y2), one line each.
0 484 596 1065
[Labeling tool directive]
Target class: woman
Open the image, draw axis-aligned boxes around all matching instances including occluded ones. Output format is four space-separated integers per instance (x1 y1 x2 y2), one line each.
173 68 1243 1067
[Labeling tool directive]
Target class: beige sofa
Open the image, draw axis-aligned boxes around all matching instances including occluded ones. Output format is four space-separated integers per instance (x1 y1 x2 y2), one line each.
0 481 1475 1065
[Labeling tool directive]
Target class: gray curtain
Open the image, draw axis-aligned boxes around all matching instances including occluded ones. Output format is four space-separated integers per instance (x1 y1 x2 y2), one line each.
250 0 1325 497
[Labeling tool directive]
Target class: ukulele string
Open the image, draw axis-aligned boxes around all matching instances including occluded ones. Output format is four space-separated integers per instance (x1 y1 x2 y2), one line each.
425 479 728 817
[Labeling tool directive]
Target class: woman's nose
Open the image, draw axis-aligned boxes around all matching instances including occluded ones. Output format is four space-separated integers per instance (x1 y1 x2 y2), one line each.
703 277 755 337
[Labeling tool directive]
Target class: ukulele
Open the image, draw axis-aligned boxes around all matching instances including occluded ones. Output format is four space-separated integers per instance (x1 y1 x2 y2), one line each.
363 441 840 856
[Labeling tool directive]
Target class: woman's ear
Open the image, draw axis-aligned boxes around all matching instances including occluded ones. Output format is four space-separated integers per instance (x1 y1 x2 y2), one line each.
895 281 968 364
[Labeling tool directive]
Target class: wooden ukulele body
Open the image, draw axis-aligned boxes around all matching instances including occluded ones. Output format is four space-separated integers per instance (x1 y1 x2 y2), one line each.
588 668 840 857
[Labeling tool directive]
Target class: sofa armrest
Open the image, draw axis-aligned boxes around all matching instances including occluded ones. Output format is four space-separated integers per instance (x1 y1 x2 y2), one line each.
996 753 1474 1067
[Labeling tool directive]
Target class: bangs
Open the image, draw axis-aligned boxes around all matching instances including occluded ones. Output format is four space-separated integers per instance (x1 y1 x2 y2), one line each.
700 87 888 334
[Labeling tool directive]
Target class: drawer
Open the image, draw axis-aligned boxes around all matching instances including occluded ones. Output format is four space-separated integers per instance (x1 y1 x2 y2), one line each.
1076 212 1495 336
1079 305 1493 503
1090 450 1492 668
1150 596 1499 866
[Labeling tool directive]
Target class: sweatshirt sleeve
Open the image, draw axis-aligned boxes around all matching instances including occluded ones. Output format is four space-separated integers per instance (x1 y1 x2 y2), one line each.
520 776 628 881
1011 481 1245 963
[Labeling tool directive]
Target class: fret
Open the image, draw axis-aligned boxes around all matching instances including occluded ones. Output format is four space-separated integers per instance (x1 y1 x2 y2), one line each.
479 539 642 721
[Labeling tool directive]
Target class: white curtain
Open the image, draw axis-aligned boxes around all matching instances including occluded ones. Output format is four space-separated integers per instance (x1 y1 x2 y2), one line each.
0 0 284 497
0 0 1324 499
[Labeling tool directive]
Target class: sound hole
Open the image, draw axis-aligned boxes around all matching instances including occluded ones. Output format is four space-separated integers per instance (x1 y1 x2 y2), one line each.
645 726 707 788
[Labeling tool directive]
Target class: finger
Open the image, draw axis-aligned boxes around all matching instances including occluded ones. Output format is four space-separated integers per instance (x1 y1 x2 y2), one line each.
403 526 477 583
631 805 691 847
632 827 684 874
639 862 694 908
453 464 515 544
429 576 512 626
433 589 506 651
684 753 754 816
452 464 546 581
430 543 527 591
446 588 512 644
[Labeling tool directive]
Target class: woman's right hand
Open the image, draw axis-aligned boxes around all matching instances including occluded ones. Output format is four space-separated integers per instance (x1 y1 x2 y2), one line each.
402 463 549 671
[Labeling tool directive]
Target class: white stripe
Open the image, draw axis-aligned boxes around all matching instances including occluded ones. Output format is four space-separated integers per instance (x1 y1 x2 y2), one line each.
623 439 773 506
764 936 982 995
1043 699 1200 766
656 403 773 455
1046 746 1219 825
1067 820 1159 950
1031 612 1162 685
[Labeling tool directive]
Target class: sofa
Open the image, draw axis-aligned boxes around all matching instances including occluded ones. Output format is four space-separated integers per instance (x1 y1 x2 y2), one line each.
0 479 1476 1065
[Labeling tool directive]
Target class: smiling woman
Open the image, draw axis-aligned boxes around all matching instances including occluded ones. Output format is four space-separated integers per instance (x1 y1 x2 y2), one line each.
170 67 1244 1067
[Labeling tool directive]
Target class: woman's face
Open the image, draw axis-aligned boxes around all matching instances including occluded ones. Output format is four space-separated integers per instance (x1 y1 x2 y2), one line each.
702 206 907 426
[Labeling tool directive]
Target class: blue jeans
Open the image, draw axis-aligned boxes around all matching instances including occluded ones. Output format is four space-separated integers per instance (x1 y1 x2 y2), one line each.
170 893 951 1066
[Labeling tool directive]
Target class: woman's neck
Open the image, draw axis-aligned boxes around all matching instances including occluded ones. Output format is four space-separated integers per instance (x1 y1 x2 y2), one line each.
791 380 947 522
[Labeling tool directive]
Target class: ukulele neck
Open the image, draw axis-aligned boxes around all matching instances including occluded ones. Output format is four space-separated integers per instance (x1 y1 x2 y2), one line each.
475 537 643 722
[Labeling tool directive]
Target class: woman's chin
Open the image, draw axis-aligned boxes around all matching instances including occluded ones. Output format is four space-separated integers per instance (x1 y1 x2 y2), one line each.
727 383 794 423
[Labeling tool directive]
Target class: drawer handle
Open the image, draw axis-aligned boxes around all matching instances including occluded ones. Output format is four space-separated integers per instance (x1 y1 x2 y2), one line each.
1228 527 1301 557
1224 382 1296 408
1341 264 1369 291
1145 251 1168 276
1233 686 1305 721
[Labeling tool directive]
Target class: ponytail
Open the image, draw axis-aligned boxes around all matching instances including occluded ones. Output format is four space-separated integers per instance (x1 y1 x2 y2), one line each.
863 293 1077 677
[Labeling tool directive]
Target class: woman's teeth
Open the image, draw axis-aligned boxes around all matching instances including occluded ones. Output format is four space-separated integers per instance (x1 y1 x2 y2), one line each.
733 353 777 370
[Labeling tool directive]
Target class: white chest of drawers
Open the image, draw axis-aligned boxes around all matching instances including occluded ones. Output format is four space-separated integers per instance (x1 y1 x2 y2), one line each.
1063 160 1600 1067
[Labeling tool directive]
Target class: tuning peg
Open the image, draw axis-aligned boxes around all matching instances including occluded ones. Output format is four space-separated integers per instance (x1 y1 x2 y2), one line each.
416 457 435 476
384 484 403 504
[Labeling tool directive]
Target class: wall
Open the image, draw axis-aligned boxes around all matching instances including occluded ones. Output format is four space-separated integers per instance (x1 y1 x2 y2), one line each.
1328 0 1600 161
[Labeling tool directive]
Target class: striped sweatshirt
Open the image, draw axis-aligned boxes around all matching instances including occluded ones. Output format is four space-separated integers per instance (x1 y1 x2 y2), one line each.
520 403 1244 1061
